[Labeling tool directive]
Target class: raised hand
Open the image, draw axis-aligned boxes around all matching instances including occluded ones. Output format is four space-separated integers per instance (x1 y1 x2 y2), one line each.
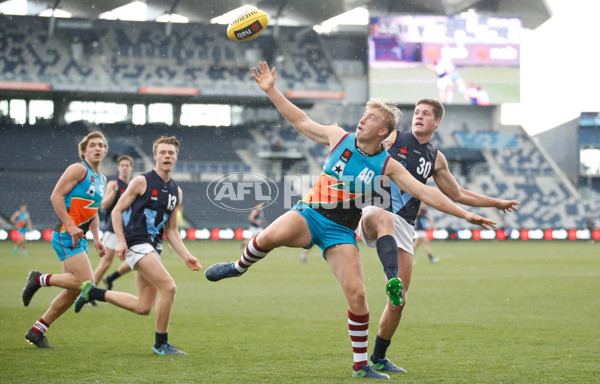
252 61 276 92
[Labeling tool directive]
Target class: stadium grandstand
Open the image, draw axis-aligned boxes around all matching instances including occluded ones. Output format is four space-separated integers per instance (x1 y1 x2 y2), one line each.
1 0 599 242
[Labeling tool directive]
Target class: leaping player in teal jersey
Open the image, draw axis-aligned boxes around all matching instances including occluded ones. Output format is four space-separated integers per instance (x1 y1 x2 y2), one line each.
205 61 497 379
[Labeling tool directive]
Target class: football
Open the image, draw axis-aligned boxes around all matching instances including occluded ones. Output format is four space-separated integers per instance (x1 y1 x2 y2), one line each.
226 9 268 41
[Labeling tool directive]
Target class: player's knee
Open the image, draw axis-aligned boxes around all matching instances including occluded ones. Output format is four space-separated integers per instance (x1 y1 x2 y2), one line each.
136 305 153 316
256 230 280 248
169 282 177 298
160 281 177 299
347 285 367 306
378 212 395 233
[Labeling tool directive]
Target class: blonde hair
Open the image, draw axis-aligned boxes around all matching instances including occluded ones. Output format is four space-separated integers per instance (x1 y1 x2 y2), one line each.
365 99 401 137
152 136 180 155
78 131 108 160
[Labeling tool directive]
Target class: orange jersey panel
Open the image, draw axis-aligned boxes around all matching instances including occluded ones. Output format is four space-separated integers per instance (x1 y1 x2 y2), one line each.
302 172 359 205
60 197 98 233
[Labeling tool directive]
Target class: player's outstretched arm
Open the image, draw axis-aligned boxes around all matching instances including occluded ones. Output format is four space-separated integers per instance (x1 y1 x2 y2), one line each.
386 159 496 229
252 61 345 147
457 188 520 212
432 151 520 212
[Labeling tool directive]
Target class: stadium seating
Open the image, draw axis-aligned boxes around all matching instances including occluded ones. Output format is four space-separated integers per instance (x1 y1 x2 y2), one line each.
276 27 341 90
429 129 600 229
0 122 83 172
454 131 520 149
0 15 342 92
0 172 60 228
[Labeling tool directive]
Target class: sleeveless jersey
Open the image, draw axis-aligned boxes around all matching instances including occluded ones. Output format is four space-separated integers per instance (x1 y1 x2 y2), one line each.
384 131 438 225
124 170 179 253
102 178 129 233
16 211 29 230
300 133 390 229
54 161 105 233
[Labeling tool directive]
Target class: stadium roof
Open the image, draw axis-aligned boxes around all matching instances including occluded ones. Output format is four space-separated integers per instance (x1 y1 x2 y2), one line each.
1 0 551 29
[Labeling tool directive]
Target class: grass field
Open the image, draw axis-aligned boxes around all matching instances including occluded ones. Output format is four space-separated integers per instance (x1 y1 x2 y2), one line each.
1 240 598 383
369 66 520 105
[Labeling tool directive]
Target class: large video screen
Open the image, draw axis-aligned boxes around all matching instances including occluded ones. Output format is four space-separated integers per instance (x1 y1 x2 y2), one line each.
369 14 521 105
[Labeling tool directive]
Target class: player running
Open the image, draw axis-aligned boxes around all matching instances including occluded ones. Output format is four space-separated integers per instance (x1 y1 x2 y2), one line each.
11 203 32 256
73 136 201 355
22 131 107 348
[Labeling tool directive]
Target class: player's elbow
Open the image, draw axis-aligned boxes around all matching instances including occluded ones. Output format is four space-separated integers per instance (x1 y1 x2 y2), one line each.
445 189 463 203
165 228 178 241
49 193 60 205
111 210 122 220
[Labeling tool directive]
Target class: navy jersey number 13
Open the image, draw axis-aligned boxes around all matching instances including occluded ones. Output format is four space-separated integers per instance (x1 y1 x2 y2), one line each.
125 170 179 253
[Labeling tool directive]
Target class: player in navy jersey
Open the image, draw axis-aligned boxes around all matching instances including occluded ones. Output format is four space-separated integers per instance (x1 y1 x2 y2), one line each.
74 136 201 356
205 62 497 379
22 131 107 348
240 201 266 249
94 155 134 291
357 99 520 374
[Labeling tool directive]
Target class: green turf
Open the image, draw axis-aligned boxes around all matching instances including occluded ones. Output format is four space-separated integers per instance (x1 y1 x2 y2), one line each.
1 240 598 383
369 66 520 104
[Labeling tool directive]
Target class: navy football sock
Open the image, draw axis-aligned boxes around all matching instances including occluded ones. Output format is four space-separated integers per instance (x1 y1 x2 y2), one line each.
107 270 121 282
89 287 106 302
376 235 398 280
372 335 392 363
155 332 168 348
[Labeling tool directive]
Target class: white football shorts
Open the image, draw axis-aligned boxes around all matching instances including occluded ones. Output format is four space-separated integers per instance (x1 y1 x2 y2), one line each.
356 205 415 255
102 231 118 250
125 243 160 270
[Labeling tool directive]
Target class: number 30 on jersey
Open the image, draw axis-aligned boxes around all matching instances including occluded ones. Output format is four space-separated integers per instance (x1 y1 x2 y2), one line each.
416 157 432 178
